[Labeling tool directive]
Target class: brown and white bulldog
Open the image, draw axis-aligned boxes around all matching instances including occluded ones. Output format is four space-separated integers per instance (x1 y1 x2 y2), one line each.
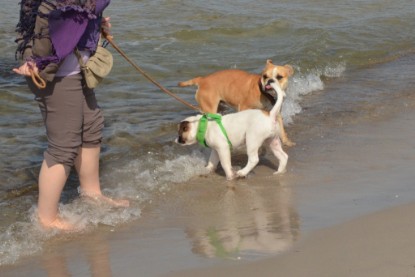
175 81 288 180
178 59 295 146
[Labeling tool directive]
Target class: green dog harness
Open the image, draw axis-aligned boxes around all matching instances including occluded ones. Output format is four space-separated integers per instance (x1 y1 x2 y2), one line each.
196 113 232 150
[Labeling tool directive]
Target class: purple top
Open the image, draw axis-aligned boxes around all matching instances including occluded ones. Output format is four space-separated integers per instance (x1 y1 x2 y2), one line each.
34 0 110 70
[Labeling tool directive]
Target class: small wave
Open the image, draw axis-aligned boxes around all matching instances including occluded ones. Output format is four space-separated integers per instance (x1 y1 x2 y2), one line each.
102 148 209 196
154 37 178 51
0 221 43 266
282 63 346 124
323 62 346 78
0 201 140 266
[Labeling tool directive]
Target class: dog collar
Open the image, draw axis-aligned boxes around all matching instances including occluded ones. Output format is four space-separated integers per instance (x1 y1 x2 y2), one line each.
197 113 232 150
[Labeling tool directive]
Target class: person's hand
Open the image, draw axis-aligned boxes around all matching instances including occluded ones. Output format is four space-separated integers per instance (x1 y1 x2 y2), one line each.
13 61 38 76
101 16 111 38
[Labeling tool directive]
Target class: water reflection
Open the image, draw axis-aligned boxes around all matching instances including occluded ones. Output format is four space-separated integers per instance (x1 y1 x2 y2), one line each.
40 232 113 277
186 180 299 259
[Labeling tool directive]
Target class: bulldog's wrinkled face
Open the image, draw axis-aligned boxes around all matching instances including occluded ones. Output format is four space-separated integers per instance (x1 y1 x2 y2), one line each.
175 116 199 145
260 59 294 97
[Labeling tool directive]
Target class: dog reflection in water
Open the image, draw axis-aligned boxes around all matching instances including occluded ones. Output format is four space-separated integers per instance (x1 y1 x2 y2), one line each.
185 181 298 258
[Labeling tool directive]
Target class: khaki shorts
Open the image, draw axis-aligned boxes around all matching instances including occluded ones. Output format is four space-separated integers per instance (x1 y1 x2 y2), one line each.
28 74 104 171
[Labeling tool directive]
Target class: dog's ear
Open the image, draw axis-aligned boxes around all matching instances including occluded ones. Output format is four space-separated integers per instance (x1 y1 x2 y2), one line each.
283 64 294 77
264 59 275 73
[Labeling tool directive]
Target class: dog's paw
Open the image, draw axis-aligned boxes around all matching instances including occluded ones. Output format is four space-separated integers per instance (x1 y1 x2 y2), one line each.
226 174 236 181
225 170 237 180
205 165 216 173
273 169 286 175
236 170 248 178
283 139 296 147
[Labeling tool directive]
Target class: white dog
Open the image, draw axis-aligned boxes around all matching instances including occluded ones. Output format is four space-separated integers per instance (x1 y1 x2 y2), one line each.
175 81 288 180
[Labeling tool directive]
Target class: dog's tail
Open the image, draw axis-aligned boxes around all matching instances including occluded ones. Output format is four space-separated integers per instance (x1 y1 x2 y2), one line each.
178 77 202 87
269 82 286 121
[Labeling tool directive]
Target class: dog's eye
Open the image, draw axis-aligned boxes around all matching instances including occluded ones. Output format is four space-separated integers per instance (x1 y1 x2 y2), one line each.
277 75 283 80
263 74 268 79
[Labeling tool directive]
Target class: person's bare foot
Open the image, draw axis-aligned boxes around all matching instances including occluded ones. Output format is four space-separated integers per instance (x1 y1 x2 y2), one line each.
97 194 130 207
40 217 79 232
81 192 130 208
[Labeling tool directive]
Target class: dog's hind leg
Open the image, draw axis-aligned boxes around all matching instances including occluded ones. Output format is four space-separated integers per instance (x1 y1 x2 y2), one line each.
195 88 221 113
277 114 295 147
269 137 288 175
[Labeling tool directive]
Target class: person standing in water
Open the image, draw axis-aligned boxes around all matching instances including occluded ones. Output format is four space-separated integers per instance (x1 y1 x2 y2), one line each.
13 0 129 231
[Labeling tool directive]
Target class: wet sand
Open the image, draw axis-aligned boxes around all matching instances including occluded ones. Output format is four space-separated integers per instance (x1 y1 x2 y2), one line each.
167 202 415 277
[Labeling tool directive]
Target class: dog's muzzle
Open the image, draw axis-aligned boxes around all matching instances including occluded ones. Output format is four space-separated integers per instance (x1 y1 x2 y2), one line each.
176 136 185 144
260 80 278 105
264 80 277 96
262 79 278 99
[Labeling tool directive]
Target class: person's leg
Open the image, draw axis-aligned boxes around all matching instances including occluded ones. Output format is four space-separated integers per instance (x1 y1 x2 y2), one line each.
75 146 129 207
37 160 74 229
75 147 101 196
29 75 84 230
76 87 129 207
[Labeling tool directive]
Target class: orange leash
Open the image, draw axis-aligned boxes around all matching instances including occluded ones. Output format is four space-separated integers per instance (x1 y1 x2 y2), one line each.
103 33 200 112
30 69 46 89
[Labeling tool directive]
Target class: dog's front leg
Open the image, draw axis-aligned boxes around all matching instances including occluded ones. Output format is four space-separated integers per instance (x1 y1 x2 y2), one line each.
216 146 235 180
206 149 220 173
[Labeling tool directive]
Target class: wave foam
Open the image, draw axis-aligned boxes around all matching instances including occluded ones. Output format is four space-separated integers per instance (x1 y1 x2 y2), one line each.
282 63 346 124
102 148 209 195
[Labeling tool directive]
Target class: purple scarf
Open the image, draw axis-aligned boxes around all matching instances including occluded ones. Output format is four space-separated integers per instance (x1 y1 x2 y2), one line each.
34 0 110 69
